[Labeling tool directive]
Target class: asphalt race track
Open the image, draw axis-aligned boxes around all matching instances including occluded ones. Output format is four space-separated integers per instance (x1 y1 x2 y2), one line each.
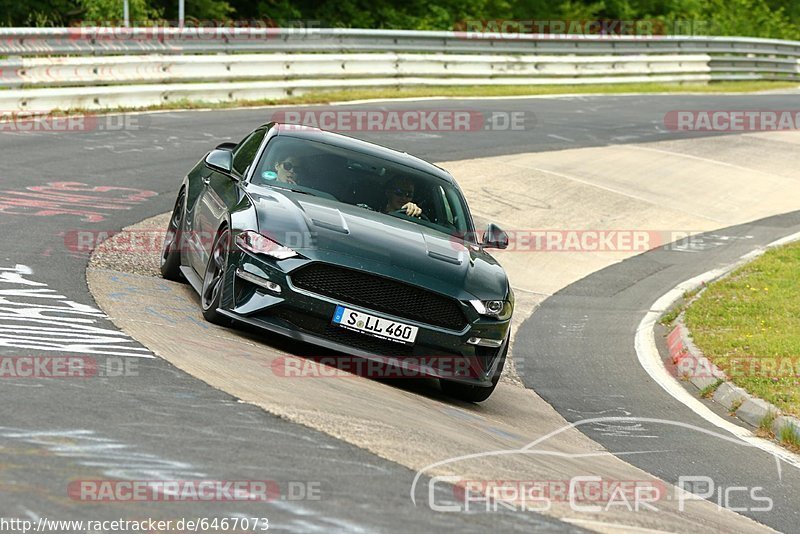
2 93 800 531
518 213 800 532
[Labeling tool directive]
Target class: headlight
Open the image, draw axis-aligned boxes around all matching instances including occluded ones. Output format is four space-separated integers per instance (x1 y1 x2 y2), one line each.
235 230 298 260
470 299 511 319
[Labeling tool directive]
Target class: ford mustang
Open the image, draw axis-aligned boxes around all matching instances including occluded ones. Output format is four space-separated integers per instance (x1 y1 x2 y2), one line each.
160 123 512 402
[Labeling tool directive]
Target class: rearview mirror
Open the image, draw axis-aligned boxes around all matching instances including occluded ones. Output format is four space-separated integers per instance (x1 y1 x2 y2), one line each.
483 223 509 249
205 149 233 174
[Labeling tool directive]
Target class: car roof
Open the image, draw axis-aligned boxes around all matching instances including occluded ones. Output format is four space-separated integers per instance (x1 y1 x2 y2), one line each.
263 123 456 184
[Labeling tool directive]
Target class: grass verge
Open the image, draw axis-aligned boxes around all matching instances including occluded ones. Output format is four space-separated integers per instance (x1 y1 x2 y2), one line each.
255 81 800 103
755 411 783 443
43 80 800 115
699 379 724 398
779 426 800 452
683 241 800 417
659 287 705 327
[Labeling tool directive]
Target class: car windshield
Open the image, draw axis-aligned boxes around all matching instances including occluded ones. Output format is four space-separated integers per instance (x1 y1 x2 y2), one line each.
252 135 474 240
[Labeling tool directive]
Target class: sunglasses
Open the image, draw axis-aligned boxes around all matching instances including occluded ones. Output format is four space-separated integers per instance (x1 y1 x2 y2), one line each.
392 188 414 198
279 161 300 172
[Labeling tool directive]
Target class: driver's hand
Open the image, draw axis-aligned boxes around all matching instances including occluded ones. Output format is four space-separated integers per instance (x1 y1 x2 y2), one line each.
402 202 422 217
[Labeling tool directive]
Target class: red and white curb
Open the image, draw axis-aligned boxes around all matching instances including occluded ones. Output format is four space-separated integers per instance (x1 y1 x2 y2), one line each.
668 317 800 444
635 231 800 469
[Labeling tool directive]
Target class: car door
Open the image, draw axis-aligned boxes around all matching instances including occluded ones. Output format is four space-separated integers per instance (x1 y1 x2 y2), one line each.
190 128 267 274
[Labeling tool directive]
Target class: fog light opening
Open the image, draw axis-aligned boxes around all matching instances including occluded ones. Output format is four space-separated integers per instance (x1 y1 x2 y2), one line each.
467 337 503 348
236 268 282 294
265 281 282 294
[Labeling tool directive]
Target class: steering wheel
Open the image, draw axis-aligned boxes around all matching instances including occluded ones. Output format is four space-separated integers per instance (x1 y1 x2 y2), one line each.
390 209 430 222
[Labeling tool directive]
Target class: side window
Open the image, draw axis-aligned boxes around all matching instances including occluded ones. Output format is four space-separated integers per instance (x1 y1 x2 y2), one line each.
232 129 266 177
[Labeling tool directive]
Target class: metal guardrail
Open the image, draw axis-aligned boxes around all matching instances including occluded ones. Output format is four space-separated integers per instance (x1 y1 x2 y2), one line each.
0 28 797 111
0 53 713 87
2 27 800 56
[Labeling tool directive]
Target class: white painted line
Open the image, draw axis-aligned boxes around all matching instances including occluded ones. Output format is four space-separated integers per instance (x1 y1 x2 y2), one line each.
0 263 152 358
625 144 782 178
634 230 800 470
518 165 723 224
547 134 575 143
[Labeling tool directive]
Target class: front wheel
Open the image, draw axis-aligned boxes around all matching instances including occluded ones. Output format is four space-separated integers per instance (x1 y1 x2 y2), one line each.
440 339 508 403
160 190 186 282
201 227 232 325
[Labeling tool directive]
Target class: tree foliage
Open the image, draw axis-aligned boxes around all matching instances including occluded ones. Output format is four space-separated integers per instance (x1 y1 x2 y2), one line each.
0 0 798 40
78 0 162 23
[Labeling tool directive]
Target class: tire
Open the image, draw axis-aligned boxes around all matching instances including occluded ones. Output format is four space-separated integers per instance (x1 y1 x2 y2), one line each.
160 190 186 282
201 226 232 325
440 338 508 403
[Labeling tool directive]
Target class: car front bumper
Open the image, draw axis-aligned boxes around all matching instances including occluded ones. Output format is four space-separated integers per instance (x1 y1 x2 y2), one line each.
224 253 511 387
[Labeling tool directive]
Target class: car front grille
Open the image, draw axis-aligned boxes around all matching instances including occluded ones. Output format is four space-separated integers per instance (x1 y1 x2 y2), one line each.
289 263 468 330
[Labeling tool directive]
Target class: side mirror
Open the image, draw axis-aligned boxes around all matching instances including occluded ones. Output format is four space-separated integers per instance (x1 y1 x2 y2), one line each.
215 142 237 150
483 223 509 249
205 149 233 174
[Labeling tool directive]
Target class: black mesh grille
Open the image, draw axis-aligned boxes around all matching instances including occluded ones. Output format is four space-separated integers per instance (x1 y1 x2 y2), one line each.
290 263 467 330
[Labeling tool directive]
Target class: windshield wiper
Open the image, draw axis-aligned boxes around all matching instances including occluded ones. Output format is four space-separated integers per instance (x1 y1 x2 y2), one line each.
274 185 318 197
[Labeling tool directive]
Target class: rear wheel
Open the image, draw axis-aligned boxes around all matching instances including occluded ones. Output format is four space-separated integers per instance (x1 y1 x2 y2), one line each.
160 190 186 282
440 339 508 403
201 227 231 325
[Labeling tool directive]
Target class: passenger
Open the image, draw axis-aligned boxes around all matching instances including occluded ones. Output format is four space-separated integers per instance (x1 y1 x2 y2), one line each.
274 156 305 185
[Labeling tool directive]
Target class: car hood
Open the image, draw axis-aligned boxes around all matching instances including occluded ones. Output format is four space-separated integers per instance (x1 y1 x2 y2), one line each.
245 184 509 301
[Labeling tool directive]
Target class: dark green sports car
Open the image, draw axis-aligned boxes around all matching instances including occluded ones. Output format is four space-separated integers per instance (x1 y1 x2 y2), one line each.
160 123 512 402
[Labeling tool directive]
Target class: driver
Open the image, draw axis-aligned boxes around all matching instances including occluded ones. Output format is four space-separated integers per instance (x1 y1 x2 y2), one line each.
383 176 423 218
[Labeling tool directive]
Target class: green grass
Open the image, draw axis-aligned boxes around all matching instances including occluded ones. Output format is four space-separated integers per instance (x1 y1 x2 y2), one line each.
659 286 706 326
261 81 800 103
760 410 778 433
756 410 779 440
684 241 800 417
660 306 682 326
699 379 724 398
730 397 745 415
779 425 800 451
683 286 703 301
47 80 800 115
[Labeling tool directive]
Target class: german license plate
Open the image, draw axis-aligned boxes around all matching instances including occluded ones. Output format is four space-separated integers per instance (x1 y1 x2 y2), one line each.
332 305 418 344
